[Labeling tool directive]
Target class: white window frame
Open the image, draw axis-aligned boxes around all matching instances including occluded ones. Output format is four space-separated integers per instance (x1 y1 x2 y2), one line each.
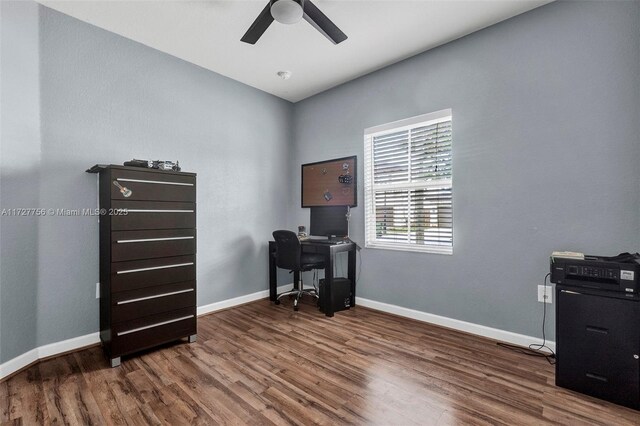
364 109 453 255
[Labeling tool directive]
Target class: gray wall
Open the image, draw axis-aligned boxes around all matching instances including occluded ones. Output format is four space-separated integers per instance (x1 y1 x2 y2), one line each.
1 2 294 362
2 0 639 364
292 0 640 339
0 0 41 363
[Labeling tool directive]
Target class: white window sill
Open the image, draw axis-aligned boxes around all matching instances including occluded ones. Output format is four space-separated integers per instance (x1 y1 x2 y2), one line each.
365 242 453 255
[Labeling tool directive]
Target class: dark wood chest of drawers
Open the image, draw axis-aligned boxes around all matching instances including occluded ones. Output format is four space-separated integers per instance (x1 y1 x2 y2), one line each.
88 165 197 367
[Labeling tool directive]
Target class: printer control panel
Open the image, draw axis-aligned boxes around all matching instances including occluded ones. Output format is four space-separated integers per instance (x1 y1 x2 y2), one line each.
567 265 618 280
551 254 639 294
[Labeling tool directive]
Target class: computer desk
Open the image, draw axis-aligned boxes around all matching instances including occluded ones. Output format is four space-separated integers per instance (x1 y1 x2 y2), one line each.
268 240 357 317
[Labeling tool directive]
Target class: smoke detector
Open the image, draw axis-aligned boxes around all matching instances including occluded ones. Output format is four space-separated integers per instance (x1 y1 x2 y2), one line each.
277 71 292 80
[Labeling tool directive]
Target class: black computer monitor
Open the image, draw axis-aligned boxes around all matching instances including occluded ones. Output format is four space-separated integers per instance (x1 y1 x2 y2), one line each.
310 206 349 238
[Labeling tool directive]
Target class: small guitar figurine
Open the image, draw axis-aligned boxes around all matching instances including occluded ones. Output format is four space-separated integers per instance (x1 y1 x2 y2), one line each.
112 181 132 198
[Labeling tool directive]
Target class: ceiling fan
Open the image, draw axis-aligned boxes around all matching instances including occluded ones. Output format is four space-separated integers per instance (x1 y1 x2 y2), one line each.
241 0 347 45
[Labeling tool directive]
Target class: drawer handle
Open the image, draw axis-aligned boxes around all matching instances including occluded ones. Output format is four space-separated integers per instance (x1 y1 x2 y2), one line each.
117 288 194 305
117 178 193 187
125 209 194 213
117 314 194 336
586 326 609 335
116 262 194 274
560 290 581 295
585 372 608 383
116 236 194 244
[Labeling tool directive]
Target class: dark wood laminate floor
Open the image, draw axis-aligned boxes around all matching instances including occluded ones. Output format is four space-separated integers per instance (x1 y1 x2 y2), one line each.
2 299 639 425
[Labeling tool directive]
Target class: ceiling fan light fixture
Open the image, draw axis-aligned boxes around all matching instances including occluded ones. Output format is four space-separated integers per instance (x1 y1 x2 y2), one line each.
241 0 346 45
270 0 304 25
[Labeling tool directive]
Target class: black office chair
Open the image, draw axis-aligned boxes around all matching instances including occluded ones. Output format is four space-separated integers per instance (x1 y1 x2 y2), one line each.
272 230 325 311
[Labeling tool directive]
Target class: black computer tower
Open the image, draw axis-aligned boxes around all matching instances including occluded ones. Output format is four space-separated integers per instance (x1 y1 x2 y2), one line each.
319 278 351 313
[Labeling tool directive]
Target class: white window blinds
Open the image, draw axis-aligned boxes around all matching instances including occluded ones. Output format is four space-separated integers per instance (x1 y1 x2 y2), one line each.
364 109 453 254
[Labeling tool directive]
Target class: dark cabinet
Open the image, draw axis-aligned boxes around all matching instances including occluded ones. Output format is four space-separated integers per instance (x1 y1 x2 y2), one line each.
556 287 640 409
88 165 197 367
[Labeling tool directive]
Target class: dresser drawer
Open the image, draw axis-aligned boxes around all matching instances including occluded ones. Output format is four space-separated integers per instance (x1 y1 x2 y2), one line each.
111 255 195 292
112 281 196 323
111 229 196 261
110 169 195 202
111 200 195 231
110 307 196 357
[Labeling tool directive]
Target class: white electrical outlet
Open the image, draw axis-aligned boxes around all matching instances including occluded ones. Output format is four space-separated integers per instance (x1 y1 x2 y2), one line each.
96 283 100 299
537 285 552 303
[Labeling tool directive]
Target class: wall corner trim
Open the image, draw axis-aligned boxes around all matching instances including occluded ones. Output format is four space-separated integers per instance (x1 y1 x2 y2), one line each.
356 297 556 352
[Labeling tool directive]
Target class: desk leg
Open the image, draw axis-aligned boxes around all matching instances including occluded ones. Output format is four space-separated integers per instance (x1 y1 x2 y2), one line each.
348 247 356 307
324 255 335 317
269 245 277 302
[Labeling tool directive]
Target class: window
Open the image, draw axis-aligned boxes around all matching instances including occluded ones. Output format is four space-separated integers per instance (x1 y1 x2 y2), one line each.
364 109 452 254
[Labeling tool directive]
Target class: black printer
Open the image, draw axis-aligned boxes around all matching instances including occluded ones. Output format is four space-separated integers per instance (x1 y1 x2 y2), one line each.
551 252 640 410
550 252 640 294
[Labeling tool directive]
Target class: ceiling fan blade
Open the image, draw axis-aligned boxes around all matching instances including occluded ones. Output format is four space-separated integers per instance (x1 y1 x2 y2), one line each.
241 2 274 44
302 0 347 45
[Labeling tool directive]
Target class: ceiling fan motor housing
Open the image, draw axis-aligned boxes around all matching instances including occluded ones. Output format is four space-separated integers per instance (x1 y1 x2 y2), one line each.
241 0 346 45
270 0 305 25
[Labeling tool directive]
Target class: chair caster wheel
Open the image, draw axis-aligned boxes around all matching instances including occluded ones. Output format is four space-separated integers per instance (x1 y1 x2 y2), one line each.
294 306 299 311
275 299 280 305
293 299 299 311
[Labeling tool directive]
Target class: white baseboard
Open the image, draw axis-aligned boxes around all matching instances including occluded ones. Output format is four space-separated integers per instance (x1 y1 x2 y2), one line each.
356 297 555 352
38 332 101 359
0 348 39 381
197 284 293 316
0 332 100 380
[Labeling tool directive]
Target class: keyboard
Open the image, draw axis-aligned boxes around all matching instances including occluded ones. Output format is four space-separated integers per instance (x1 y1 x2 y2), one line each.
304 237 349 245
298 236 333 243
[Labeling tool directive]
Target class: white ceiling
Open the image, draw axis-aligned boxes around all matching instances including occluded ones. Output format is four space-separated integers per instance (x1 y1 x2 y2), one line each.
37 0 551 102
